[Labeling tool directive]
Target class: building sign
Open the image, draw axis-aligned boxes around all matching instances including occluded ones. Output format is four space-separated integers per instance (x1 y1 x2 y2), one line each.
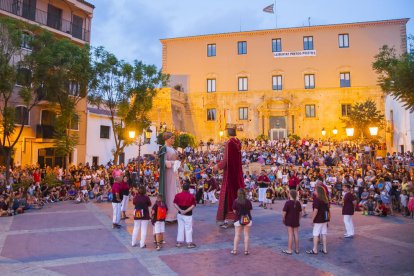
274 50 316 58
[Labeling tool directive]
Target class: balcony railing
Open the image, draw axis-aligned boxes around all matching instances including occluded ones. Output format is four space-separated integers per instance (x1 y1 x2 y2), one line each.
0 0 90 42
36 124 55 139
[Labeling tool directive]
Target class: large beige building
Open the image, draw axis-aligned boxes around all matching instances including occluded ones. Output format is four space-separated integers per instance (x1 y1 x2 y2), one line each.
152 18 409 143
0 0 94 167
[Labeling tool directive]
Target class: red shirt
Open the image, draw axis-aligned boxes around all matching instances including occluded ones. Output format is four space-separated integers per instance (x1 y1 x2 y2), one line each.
33 172 41 183
111 182 121 203
342 192 355 215
257 175 270 188
174 191 196 216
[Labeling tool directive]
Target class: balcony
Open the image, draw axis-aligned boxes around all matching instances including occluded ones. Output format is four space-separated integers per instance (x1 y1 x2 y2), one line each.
36 124 55 139
0 0 90 42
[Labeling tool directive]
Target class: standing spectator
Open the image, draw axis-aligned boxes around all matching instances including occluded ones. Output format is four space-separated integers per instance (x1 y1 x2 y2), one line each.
407 192 414 219
257 170 271 209
288 171 300 190
282 190 302 255
307 186 330 255
120 176 130 220
111 176 122 229
151 194 168 251
131 186 151 248
231 188 253 255
342 184 356 238
173 183 197 249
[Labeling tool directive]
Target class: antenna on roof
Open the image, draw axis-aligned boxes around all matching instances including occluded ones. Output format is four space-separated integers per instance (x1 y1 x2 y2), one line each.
308 17 311 26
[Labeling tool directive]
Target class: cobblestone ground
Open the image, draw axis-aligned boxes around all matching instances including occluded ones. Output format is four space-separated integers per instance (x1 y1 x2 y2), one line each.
0 198 413 276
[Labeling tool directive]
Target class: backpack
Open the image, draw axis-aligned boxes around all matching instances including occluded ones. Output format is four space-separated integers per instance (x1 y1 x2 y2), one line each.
156 205 167 220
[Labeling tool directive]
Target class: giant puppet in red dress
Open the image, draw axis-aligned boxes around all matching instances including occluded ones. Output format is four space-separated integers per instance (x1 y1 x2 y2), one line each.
215 131 244 224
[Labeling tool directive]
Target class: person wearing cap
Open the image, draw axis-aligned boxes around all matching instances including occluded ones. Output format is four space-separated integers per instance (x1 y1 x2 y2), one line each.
158 131 180 223
213 124 244 228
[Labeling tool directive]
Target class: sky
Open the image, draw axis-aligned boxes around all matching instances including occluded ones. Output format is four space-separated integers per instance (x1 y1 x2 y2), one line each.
89 0 414 69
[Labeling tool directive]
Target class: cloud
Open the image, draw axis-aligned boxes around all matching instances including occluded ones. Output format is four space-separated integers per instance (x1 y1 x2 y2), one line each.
90 0 414 69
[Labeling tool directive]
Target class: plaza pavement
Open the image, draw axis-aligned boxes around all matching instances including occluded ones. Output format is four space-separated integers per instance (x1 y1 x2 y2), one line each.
0 198 413 276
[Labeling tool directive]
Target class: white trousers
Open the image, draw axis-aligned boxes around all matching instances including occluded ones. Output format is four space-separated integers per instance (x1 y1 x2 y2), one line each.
258 188 267 202
209 190 218 203
112 202 121 224
132 220 149 247
343 215 354 236
177 214 193 243
121 195 129 212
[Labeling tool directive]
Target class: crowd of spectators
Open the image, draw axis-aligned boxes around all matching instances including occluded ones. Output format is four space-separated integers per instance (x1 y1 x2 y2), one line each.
1 138 414 221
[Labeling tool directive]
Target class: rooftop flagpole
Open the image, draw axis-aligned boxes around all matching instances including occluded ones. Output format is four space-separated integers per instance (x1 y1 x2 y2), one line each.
275 0 277 28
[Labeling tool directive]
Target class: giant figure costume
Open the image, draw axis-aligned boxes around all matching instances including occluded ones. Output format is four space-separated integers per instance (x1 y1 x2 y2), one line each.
216 130 244 222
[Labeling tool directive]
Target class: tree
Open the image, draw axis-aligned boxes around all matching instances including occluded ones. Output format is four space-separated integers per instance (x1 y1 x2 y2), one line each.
88 47 168 164
342 99 384 139
27 31 91 168
177 133 196 149
372 36 414 112
0 18 44 178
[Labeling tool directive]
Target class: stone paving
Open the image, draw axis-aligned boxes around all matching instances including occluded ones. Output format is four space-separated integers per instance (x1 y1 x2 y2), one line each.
0 199 413 276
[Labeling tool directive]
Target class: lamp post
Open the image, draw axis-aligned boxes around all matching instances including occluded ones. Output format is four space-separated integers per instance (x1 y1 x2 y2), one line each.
321 128 326 137
219 131 224 143
128 127 153 186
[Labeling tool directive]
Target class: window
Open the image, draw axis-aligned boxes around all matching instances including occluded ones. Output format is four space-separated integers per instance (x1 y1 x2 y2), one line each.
340 72 351 87
305 105 316 118
207 79 216 92
207 44 216 57
341 104 352 117
41 110 56 126
238 77 248 91
304 74 315 89
207 109 216 121
272 38 282 52
47 4 62 30
238 41 247 55
272 75 282 90
69 114 79 130
303 36 314 50
239 107 248 120
72 15 83 40
339 34 349 48
22 0 36 21
68 81 80 96
21 33 32 50
100 125 110 139
15 106 29 125
16 68 31 86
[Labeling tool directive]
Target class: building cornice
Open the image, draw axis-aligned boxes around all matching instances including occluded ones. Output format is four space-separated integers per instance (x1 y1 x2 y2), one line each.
160 18 409 43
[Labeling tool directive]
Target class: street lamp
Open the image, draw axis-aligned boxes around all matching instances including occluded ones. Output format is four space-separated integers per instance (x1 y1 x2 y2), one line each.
130 127 153 187
332 127 338 136
128 130 136 139
219 130 224 142
321 128 326 137
346 127 354 137
369 126 378 136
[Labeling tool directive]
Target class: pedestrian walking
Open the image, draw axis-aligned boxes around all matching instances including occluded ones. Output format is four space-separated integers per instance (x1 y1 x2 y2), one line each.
342 184 356 238
282 190 302 255
231 188 253 255
174 183 197 249
131 186 151 248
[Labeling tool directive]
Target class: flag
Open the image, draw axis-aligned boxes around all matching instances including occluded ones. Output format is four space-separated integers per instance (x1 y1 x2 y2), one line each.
263 4 274 14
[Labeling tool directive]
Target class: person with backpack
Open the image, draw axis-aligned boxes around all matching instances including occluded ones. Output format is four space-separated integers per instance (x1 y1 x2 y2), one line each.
131 186 151 248
307 185 330 255
282 190 302 255
173 182 197 249
151 194 168 251
231 188 253 256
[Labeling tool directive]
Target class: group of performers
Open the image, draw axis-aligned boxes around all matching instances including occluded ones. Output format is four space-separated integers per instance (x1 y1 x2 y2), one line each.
158 124 243 227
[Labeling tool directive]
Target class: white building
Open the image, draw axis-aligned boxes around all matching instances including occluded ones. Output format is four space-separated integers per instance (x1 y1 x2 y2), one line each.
85 107 159 166
385 95 414 153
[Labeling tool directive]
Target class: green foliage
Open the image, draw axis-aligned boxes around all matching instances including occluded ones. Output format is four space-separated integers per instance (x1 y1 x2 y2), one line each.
256 134 269 141
176 133 196 149
341 99 384 138
288 134 301 141
88 47 168 163
41 172 61 188
372 37 414 112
